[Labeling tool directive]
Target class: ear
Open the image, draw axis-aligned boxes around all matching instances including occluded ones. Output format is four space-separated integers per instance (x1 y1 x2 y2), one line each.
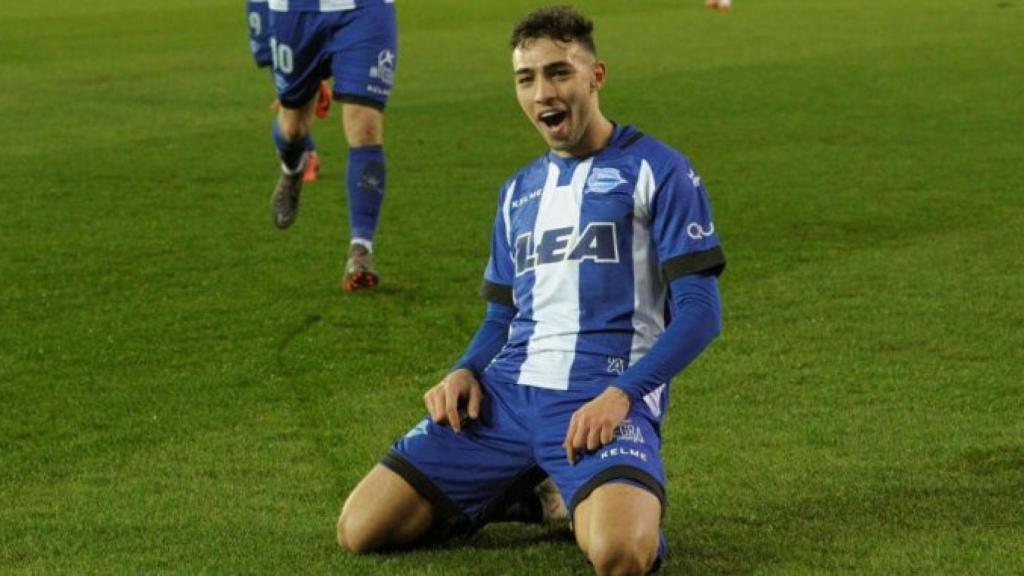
591 60 607 92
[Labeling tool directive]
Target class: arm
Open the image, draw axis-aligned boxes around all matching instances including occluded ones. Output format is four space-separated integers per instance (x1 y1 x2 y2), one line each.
451 301 516 378
424 180 518 432
424 302 514 431
612 273 721 402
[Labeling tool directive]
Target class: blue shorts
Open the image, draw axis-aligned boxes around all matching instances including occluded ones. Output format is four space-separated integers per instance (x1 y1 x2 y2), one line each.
246 1 272 68
268 5 397 110
385 370 666 533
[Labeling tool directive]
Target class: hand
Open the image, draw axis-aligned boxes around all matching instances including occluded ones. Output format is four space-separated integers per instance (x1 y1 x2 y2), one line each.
563 386 631 465
422 368 483 433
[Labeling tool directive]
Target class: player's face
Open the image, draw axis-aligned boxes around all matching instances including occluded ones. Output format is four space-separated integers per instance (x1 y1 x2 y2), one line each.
513 38 606 157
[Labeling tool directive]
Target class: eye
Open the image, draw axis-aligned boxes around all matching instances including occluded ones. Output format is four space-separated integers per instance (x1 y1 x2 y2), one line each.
549 67 573 81
516 75 533 86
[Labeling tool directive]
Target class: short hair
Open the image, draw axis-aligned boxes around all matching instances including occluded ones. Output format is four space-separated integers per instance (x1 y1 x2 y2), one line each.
509 5 596 55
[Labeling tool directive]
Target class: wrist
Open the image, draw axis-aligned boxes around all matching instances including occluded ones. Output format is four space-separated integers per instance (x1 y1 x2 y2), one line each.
606 385 632 407
450 366 475 378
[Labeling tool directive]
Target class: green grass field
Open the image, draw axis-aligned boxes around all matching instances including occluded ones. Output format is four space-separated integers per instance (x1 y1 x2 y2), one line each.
2 0 1022 574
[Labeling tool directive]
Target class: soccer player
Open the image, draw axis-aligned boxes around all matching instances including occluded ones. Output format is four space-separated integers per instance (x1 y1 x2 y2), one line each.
337 6 725 575
266 0 397 291
246 0 324 183
706 0 733 11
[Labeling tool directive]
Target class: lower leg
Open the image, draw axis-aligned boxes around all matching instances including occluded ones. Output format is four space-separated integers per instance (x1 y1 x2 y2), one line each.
342 103 385 249
339 103 386 289
274 100 317 173
269 98 318 228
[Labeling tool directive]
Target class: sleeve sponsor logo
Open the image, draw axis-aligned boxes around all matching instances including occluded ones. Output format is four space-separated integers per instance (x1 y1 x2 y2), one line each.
686 222 715 240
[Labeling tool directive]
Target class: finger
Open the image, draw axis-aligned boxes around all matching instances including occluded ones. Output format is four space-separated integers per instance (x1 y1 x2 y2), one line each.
425 390 444 423
586 425 602 451
444 386 462 432
570 417 589 464
573 417 590 450
563 416 578 465
467 382 483 420
600 423 615 446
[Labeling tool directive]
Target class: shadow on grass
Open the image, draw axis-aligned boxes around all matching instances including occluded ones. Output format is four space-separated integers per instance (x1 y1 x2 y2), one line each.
457 522 576 551
276 313 322 360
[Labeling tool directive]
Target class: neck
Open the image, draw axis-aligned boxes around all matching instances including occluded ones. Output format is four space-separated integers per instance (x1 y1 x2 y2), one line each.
555 112 614 158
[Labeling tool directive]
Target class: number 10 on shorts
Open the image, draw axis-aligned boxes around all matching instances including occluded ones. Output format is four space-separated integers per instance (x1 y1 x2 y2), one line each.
270 38 293 74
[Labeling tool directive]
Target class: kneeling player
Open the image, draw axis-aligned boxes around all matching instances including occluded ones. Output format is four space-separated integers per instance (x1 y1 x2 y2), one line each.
338 6 725 575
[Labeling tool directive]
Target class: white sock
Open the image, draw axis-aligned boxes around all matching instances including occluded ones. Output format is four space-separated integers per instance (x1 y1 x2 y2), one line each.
350 238 373 254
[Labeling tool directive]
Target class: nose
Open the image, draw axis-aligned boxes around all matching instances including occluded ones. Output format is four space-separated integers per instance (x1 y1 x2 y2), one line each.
533 77 556 103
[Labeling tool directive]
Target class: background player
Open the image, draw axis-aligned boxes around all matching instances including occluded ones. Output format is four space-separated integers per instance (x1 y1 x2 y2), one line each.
336 6 725 575
246 0 326 183
267 0 397 291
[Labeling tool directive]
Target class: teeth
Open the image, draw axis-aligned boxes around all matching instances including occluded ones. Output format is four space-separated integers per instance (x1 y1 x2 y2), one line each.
540 110 562 120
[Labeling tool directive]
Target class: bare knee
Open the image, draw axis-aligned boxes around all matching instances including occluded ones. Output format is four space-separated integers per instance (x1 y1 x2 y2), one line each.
336 464 434 554
336 500 381 554
342 103 383 146
587 533 658 576
575 482 662 576
277 106 313 141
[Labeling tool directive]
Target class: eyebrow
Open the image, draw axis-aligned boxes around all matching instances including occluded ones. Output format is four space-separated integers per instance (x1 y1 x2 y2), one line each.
515 60 573 76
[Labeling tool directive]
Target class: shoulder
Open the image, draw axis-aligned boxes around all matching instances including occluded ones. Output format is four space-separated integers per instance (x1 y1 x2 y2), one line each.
625 130 695 181
597 127 695 190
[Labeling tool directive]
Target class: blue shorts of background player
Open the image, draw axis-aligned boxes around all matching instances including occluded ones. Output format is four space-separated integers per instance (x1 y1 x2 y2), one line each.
269 5 396 110
267 2 397 292
383 369 667 533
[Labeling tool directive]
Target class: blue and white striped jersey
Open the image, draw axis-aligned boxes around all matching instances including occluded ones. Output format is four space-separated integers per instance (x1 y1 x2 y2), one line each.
481 125 725 394
269 0 392 12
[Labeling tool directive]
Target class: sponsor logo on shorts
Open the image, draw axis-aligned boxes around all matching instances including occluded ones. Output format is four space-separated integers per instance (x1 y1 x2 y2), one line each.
370 49 395 86
613 419 645 444
599 447 648 462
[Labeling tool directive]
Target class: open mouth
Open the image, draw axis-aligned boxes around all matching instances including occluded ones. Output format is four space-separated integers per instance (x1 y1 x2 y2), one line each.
538 110 568 129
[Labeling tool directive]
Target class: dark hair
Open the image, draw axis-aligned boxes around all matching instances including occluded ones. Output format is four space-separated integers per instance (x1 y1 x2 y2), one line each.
509 5 596 55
